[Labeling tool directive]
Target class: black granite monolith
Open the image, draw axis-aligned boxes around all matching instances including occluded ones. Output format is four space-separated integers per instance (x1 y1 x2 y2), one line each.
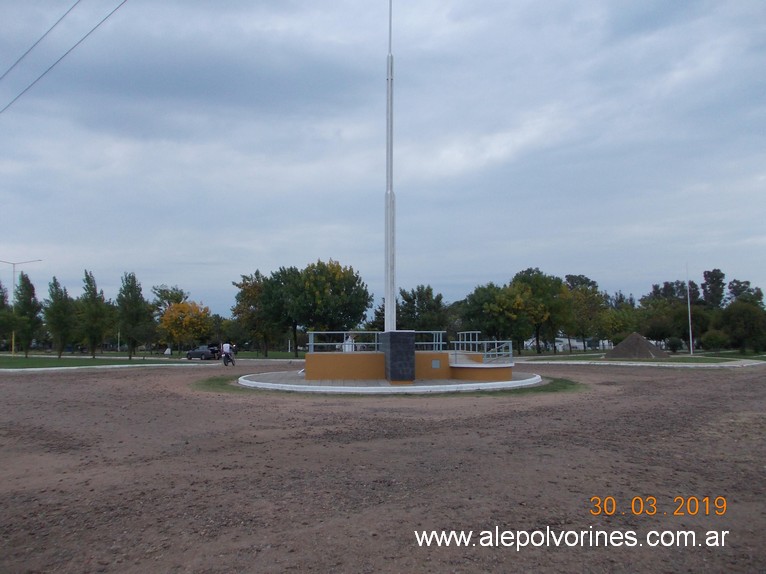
380 330 415 382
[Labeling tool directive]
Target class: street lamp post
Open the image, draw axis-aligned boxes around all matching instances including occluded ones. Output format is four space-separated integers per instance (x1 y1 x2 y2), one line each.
0 258 43 356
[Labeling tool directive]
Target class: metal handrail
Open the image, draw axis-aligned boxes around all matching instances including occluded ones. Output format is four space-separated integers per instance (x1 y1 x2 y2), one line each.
307 331 381 352
450 339 513 364
307 331 512 363
307 330 448 352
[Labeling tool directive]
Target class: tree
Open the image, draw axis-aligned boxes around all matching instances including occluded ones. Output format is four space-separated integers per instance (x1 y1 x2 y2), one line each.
727 279 764 307
365 300 388 332
459 283 510 339
672 303 710 351
159 301 213 352
398 285 449 331
666 337 684 353
641 301 675 344
544 283 572 353
443 301 465 342
13 272 43 357
219 317 249 349
595 290 638 345
260 261 372 355
644 280 700 304
233 270 283 356
566 277 606 352
700 329 729 351
702 269 726 309
639 278 706 347
510 268 567 354
210 314 225 346
609 291 636 309
483 282 534 352
564 274 598 290
720 300 766 353
151 284 189 320
44 277 76 358
77 270 112 358
688 280 702 305
299 259 372 331
0 281 12 346
116 272 154 359
261 266 305 357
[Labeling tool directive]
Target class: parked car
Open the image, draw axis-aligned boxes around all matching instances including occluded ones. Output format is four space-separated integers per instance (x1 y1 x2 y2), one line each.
186 344 220 360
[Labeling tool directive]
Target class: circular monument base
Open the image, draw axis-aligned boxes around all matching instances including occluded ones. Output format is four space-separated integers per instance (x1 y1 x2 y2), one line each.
238 370 542 394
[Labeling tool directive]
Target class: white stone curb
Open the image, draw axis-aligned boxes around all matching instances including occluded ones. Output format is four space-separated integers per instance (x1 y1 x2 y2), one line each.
520 360 765 368
237 372 543 394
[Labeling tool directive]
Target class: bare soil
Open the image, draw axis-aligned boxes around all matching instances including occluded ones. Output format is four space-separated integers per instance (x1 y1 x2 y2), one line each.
1 361 764 573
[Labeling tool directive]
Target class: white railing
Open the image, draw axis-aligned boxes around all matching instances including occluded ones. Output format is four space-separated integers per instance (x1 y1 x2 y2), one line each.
415 331 447 351
307 331 511 363
307 331 380 352
450 339 513 365
307 330 448 352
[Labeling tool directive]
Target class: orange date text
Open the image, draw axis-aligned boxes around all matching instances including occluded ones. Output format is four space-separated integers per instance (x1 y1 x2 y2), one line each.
589 496 727 517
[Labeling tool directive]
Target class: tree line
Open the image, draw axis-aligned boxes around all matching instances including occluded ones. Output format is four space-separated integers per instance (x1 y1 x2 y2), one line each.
376 268 765 354
0 260 371 358
1 262 763 358
0 269 206 358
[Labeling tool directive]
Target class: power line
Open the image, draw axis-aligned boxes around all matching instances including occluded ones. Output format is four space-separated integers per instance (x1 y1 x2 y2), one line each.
0 0 129 116
0 0 84 83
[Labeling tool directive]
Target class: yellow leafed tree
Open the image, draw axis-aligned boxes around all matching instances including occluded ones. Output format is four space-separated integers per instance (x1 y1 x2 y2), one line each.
159 301 213 352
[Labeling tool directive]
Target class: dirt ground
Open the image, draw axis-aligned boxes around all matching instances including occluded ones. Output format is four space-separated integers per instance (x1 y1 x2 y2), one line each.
1 360 764 573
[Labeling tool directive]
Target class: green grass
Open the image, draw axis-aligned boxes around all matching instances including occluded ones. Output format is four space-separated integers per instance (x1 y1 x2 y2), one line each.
0 350 306 369
525 353 739 364
522 347 766 363
517 377 581 393
192 376 252 393
525 353 606 361
662 355 739 363
703 350 766 362
192 376 581 397
0 354 186 369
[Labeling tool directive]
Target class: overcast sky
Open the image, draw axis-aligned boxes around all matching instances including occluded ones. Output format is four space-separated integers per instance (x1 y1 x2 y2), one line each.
1 0 764 316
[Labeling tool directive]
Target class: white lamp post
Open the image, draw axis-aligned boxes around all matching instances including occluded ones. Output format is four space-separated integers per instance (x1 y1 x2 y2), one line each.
0 258 43 356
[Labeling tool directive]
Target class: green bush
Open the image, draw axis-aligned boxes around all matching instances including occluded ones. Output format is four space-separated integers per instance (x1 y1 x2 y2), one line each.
666 337 684 353
701 329 729 351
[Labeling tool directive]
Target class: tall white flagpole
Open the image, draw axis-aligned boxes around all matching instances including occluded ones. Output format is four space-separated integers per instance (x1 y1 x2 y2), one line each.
384 0 396 332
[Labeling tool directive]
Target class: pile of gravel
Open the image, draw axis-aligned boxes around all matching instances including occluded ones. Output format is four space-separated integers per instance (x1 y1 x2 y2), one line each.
605 332 669 360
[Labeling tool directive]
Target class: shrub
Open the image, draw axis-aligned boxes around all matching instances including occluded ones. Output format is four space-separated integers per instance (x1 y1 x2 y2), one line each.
666 337 684 353
700 329 729 351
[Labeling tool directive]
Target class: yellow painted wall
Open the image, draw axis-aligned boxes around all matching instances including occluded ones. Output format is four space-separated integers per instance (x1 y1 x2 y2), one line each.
305 352 385 380
415 352 452 379
305 352 513 382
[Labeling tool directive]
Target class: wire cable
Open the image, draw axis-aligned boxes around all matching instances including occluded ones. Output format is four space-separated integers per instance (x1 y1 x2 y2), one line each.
0 0 84 83
0 0 129 116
